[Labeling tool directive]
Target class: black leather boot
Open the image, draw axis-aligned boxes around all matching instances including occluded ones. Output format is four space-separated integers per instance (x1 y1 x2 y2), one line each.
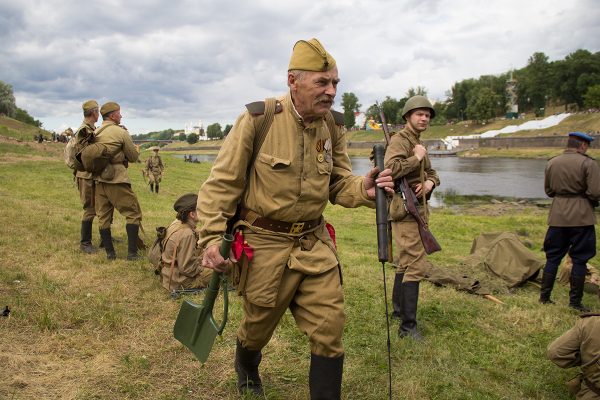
234 339 263 395
309 353 344 400
539 272 556 304
80 220 96 254
149 182 154 192
155 183 159 194
99 228 116 260
391 273 404 320
399 281 423 341
126 224 142 261
569 274 591 312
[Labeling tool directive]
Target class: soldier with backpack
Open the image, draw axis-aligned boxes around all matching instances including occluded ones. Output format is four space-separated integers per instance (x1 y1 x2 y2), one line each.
196 38 394 399
94 102 143 261
155 193 212 292
69 100 100 254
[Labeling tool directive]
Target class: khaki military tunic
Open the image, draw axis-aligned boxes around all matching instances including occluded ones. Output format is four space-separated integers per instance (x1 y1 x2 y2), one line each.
197 92 373 356
74 121 96 221
160 219 212 291
545 149 600 227
548 314 600 399
93 121 142 229
145 154 164 184
384 126 440 282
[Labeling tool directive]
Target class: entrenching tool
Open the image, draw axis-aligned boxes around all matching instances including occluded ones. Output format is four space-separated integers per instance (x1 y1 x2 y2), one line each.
373 144 393 400
173 234 233 363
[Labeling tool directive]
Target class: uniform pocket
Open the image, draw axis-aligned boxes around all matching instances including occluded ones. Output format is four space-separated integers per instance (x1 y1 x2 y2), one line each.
316 157 332 175
258 153 291 169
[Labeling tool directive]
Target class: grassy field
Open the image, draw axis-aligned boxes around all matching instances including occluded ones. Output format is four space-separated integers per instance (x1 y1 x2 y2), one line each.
1 137 599 400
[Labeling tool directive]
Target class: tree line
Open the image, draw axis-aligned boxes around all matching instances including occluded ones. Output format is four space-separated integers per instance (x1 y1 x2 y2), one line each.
2 48 599 134
0 81 43 127
341 49 600 129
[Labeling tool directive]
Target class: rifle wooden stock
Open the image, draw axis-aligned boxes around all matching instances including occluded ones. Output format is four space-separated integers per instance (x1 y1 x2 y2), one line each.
373 144 389 262
399 177 441 254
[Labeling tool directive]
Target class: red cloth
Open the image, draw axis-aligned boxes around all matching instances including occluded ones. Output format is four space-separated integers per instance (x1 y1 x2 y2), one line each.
232 231 254 262
326 222 336 249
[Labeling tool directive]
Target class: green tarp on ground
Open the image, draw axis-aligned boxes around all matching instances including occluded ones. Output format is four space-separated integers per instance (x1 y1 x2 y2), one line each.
464 232 543 288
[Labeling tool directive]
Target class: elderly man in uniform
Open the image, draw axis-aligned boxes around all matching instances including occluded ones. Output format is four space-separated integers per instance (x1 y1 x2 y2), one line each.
145 146 164 194
159 193 212 292
74 100 100 254
540 132 600 312
547 313 600 399
384 95 440 341
94 102 143 261
196 38 394 399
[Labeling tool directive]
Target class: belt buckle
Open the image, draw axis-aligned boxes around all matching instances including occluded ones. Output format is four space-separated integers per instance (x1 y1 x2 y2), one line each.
290 222 305 234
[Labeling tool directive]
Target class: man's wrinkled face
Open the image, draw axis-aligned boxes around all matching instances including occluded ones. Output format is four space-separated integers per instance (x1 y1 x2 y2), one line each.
289 67 339 122
406 108 431 133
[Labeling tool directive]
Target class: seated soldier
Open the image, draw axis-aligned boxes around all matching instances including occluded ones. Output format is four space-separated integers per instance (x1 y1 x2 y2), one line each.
160 193 213 292
547 313 600 399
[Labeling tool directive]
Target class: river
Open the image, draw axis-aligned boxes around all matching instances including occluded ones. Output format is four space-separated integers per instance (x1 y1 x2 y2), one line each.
176 154 549 206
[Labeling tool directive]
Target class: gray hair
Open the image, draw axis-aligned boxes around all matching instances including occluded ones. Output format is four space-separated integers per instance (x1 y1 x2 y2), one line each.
288 69 306 87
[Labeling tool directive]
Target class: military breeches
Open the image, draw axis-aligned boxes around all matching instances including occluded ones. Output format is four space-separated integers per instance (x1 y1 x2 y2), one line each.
391 219 431 282
77 177 96 221
543 225 596 277
148 172 161 184
95 182 142 229
237 265 345 358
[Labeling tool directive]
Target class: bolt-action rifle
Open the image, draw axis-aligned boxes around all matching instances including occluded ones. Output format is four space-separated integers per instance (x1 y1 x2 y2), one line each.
378 106 441 254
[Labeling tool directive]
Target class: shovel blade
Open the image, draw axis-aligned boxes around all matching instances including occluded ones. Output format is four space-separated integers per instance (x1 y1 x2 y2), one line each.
173 299 220 363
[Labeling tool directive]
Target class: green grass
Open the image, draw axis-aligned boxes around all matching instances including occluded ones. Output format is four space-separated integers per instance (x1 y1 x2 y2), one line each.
1 138 598 399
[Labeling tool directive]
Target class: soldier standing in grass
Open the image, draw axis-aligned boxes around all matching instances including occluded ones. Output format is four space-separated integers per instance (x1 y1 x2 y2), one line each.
547 313 600 399
540 132 600 312
159 193 212 292
94 102 143 261
145 146 164 194
74 100 100 254
196 38 394 399
384 95 440 341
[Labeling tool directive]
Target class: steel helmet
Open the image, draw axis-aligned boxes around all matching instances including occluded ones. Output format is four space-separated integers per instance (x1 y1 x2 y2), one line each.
402 95 435 120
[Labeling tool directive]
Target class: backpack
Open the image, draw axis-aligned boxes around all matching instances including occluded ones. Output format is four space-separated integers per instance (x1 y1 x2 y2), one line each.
75 124 113 173
148 226 168 274
64 135 79 169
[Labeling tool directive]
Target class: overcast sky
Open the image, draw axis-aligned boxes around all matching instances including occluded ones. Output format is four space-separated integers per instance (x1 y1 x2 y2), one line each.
1 0 599 134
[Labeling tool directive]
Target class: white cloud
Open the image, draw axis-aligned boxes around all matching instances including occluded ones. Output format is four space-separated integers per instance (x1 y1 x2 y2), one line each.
0 0 598 133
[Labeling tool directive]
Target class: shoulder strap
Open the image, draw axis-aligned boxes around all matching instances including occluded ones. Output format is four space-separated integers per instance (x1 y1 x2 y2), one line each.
251 98 278 166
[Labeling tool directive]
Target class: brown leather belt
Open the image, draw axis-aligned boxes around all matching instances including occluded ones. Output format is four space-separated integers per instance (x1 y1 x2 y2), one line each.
239 208 322 234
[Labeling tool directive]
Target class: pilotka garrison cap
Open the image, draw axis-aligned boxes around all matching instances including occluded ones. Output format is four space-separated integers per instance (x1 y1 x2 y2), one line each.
100 102 120 116
173 193 198 213
288 38 336 72
82 100 99 112
569 132 594 143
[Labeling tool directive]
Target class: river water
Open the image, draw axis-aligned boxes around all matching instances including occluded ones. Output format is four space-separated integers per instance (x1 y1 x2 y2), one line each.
176 154 549 206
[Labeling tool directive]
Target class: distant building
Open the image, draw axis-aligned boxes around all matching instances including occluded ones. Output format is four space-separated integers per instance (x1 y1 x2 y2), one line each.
354 112 366 130
184 120 208 140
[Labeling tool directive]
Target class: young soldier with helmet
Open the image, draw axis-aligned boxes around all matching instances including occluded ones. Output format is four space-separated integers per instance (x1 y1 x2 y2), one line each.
540 132 600 311
384 95 440 341
94 102 143 261
195 38 394 399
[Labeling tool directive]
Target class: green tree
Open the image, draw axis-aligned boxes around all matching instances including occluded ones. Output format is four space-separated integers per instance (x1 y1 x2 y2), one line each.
406 86 427 98
516 52 551 113
380 96 401 124
466 87 500 123
584 84 600 108
14 107 42 127
178 132 187 141
186 132 198 144
206 123 223 139
341 92 361 129
0 81 16 117
224 124 233 136
552 50 600 108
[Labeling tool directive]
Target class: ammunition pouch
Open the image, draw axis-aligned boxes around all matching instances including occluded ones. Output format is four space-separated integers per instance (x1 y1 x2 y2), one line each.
389 192 407 221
